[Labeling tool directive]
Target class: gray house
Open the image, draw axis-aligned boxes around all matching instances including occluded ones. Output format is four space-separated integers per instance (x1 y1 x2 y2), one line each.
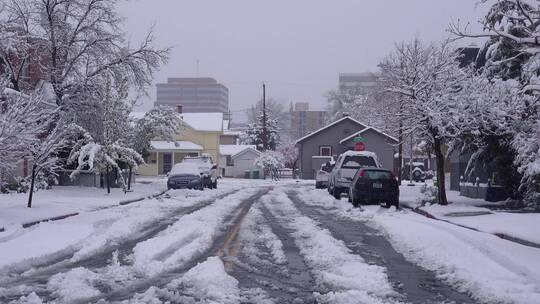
295 116 398 179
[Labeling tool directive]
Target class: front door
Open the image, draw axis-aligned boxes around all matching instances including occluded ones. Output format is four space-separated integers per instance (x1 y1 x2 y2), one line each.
163 153 172 174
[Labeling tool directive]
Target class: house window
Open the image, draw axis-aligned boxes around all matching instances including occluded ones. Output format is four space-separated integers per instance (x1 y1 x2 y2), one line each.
320 146 332 156
226 155 234 166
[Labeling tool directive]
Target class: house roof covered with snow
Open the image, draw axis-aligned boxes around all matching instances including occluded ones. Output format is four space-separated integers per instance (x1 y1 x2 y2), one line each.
130 111 224 132
295 116 368 144
220 145 258 157
151 140 203 151
179 112 223 132
339 127 398 144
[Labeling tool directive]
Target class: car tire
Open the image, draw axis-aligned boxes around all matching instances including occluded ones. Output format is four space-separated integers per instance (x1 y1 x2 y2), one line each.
332 187 341 200
352 195 359 208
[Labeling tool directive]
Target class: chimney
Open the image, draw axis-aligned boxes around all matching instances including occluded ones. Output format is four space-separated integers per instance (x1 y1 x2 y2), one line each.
176 104 183 113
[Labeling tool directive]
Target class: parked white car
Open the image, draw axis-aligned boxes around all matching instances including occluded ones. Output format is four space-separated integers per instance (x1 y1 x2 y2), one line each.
183 153 218 189
328 150 380 199
315 161 334 189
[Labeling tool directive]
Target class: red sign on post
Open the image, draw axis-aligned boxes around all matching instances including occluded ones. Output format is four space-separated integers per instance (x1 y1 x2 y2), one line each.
354 142 366 151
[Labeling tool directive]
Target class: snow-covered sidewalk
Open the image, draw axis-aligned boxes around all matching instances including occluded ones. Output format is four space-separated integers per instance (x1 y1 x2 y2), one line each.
0 177 168 232
298 186 540 304
400 185 540 246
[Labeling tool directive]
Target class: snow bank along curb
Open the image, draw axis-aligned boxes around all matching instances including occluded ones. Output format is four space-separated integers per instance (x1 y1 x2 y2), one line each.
4 189 169 231
402 204 540 249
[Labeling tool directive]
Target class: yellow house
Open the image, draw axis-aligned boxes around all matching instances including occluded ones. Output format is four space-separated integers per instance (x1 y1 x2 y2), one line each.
137 112 224 176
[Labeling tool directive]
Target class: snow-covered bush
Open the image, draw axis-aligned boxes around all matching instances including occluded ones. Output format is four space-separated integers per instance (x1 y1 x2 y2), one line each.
417 184 439 206
255 151 285 180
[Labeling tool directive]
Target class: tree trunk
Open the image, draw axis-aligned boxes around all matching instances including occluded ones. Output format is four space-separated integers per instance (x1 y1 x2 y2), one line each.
27 165 37 208
127 166 133 191
106 167 111 194
397 123 403 185
433 137 448 205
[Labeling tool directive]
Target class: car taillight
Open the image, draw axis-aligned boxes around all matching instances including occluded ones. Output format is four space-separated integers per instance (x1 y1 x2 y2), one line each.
358 170 365 178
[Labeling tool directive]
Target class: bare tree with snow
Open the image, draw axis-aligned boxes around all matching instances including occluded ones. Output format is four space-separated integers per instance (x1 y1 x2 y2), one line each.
379 38 465 205
69 77 143 194
1 0 170 103
0 83 50 187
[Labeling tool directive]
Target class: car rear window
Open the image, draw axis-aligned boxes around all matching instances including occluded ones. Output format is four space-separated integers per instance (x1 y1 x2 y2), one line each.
363 170 392 180
342 156 377 169
321 164 333 172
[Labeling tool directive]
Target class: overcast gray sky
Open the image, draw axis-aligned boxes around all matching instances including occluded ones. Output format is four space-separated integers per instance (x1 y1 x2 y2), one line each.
119 0 487 122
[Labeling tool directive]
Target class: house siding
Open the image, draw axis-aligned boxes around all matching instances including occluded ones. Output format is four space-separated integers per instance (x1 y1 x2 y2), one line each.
297 119 365 179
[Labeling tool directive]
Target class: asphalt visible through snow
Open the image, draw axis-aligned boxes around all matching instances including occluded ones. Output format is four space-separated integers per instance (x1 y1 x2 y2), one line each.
0 182 477 304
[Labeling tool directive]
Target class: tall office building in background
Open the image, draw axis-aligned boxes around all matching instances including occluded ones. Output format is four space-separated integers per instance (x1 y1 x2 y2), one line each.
290 102 327 140
338 72 378 91
155 77 229 114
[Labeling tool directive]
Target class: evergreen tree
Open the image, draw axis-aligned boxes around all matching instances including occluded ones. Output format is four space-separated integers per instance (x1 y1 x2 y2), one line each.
244 110 280 151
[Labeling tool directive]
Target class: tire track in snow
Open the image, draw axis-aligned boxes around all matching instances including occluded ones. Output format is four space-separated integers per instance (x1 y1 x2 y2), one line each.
0 188 242 303
262 187 404 304
75 187 272 304
289 189 476 304
224 202 318 304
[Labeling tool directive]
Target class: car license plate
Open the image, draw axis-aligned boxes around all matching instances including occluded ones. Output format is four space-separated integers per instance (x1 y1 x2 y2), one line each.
373 183 383 189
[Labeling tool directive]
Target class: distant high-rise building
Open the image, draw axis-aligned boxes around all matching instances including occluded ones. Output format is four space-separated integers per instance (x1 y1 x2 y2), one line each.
290 102 327 140
155 77 229 114
338 72 379 91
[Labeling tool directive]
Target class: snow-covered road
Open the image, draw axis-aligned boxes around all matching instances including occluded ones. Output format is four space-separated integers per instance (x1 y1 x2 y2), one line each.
1 180 539 304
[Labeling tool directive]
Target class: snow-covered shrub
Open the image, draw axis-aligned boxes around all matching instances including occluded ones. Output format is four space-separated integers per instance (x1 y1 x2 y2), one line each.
255 151 285 180
417 184 439 206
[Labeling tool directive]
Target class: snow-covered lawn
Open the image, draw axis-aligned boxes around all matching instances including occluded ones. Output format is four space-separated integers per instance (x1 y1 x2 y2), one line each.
298 186 540 304
0 176 168 231
400 184 540 245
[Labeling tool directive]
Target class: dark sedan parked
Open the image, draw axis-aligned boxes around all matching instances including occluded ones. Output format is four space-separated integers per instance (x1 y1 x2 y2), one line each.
167 163 204 190
348 168 399 208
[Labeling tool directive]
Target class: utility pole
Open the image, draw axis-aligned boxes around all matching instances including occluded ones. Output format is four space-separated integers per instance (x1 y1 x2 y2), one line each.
262 82 268 151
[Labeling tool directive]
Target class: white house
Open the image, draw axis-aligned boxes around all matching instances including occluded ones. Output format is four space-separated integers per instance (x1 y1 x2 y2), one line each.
219 145 262 178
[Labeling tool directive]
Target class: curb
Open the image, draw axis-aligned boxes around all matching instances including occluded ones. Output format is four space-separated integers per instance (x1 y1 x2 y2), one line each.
22 213 80 228
404 204 540 249
118 189 168 206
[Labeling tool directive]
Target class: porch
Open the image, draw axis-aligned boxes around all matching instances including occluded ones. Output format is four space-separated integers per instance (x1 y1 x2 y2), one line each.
137 141 203 176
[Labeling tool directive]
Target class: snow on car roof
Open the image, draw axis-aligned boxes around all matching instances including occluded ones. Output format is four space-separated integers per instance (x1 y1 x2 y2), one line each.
170 162 201 175
340 150 378 158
